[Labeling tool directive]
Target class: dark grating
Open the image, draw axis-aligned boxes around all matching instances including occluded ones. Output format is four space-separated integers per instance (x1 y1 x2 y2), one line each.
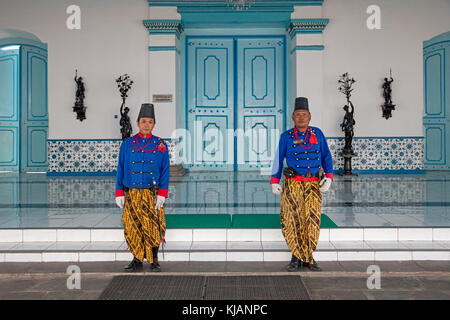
98 275 310 300
204 276 310 300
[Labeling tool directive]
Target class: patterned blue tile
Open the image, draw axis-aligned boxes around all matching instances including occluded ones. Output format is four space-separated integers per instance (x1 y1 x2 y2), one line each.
47 137 423 173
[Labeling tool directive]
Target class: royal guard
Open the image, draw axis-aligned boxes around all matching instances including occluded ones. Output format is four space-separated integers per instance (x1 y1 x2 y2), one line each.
270 97 333 272
115 103 170 272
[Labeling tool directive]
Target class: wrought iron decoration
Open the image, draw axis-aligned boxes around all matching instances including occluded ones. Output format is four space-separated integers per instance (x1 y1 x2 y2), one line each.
381 69 396 119
73 70 87 121
115 74 134 140
338 72 357 176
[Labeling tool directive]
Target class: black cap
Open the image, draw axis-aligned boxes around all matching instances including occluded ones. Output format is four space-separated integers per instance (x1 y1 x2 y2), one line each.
294 97 309 112
137 103 155 121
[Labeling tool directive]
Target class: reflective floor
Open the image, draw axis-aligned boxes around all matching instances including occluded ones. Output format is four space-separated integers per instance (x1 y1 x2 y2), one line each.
0 171 448 228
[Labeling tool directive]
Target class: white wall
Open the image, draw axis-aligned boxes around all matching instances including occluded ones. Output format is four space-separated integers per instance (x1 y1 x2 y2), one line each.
1 0 449 139
321 0 450 137
0 0 150 139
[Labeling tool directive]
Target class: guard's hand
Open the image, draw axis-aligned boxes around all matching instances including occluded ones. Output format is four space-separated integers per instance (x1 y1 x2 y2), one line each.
271 184 282 195
115 196 125 208
319 177 332 192
155 195 166 210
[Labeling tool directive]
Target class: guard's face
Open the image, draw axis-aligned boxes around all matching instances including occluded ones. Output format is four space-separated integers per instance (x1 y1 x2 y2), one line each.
137 117 155 136
292 110 311 130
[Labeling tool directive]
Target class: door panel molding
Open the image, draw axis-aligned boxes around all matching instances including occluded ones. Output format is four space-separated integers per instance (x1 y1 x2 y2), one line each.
423 31 450 170
186 35 285 171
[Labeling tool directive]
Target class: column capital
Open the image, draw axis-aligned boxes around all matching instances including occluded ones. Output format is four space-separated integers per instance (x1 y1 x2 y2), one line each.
287 18 329 38
143 19 183 38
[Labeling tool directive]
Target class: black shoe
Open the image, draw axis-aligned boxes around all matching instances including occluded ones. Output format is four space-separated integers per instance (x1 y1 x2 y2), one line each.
304 259 322 272
124 257 143 272
150 246 161 272
286 255 299 272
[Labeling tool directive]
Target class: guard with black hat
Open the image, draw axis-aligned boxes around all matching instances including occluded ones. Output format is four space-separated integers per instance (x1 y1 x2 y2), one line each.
270 97 333 272
115 103 170 272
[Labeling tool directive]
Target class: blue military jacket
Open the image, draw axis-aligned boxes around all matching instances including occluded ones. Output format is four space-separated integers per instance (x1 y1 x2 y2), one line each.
270 126 333 184
115 133 170 197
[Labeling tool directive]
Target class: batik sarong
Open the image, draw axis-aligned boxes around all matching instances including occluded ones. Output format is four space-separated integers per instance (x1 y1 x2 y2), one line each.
280 178 322 263
122 188 166 263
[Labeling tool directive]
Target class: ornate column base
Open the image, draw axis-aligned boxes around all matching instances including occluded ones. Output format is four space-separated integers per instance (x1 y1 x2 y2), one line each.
339 151 358 176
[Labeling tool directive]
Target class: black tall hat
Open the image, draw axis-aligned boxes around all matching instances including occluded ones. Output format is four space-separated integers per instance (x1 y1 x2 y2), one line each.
138 103 155 121
294 97 309 111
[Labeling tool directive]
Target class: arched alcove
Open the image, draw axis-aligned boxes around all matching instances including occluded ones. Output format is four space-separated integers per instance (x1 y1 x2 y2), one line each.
0 28 48 172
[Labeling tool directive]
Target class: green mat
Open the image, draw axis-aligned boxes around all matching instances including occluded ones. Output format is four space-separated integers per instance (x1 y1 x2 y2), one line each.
165 214 337 229
231 214 338 228
166 214 232 228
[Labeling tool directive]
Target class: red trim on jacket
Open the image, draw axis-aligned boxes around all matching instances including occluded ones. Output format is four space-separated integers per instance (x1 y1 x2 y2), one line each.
270 177 280 184
116 189 124 197
326 173 334 181
157 188 168 198
137 132 153 139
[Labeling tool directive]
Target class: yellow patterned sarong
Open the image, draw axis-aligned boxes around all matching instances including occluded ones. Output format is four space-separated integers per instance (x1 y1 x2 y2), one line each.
280 178 322 263
121 188 166 263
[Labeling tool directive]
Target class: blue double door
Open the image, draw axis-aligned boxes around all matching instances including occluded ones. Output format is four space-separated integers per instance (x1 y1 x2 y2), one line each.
0 45 48 172
186 36 285 171
423 32 450 170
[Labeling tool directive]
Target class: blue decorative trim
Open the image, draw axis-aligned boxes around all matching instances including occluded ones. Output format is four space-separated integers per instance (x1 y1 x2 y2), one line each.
148 46 178 52
290 45 324 54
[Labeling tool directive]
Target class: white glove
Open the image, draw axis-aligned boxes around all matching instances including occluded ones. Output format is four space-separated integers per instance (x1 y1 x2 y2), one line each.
155 195 166 210
319 177 332 192
271 184 282 195
115 196 125 208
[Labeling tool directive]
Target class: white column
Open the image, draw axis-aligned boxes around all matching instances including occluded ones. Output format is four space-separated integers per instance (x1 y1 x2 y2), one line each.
291 5 326 128
145 6 181 138
295 34 325 128
148 33 177 138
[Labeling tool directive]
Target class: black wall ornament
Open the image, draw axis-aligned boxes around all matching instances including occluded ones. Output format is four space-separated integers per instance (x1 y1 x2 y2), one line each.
381 69 396 119
338 72 358 176
115 74 134 140
73 70 87 121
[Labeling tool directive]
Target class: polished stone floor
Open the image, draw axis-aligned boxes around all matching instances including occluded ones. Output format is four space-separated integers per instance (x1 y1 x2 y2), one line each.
0 171 448 228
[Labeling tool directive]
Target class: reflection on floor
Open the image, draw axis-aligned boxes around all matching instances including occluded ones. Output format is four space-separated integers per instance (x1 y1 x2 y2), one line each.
0 171 448 228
